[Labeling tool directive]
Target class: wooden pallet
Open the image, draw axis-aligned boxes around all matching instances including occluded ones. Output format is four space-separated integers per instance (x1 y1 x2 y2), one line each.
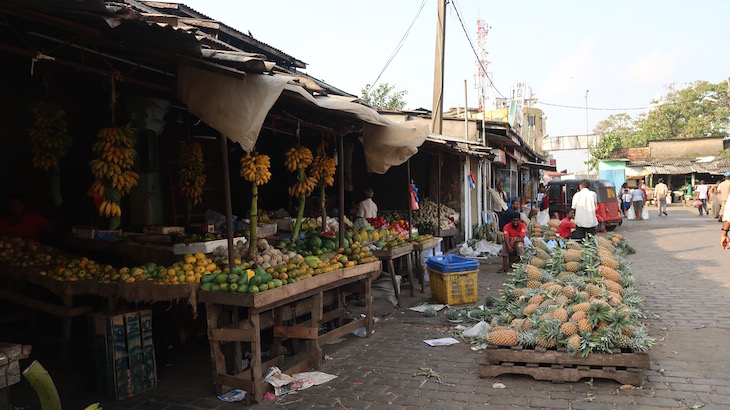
479 345 649 385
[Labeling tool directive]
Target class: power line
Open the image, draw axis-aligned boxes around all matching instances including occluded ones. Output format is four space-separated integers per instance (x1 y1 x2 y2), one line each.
366 0 427 91
537 101 650 111
450 0 506 99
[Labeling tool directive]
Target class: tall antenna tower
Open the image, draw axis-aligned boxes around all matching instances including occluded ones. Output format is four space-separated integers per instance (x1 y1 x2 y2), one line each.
475 19 492 112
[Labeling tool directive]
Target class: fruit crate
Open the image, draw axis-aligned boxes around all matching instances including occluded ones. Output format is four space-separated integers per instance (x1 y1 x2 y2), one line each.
91 310 157 399
242 222 278 238
172 237 246 255
427 267 478 304
426 254 479 273
479 345 649 385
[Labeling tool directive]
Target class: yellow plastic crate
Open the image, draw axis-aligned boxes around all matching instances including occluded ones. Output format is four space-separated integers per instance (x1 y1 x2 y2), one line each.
427 268 478 304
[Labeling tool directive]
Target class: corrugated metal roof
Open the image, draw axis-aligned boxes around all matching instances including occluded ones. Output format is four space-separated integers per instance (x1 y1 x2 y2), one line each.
631 157 730 175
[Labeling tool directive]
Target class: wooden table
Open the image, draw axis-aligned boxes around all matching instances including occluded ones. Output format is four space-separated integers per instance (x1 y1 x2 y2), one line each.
412 237 443 293
371 244 414 305
199 261 381 404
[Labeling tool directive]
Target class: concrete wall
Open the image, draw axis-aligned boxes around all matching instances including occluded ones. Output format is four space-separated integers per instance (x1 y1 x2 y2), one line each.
648 138 724 160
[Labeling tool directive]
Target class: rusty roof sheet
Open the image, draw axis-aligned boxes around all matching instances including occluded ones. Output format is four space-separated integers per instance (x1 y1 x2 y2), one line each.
631 158 730 175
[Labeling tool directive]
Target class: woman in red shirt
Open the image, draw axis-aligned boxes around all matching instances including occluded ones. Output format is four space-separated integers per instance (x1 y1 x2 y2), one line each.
556 209 576 239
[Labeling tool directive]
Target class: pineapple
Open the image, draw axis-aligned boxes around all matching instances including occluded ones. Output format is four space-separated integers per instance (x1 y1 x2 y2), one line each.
529 256 546 268
546 307 569 323
585 283 603 298
597 236 615 250
607 310 631 334
565 261 581 272
600 256 620 270
614 333 631 349
577 317 592 332
602 279 624 295
554 293 569 307
487 329 518 347
535 248 550 260
571 302 591 312
557 271 574 280
524 264 543 280
536 318 561 348
571 310 587 322
528 294 544 305
628 327 655 352
564 249 582 262
539 281 558 291
561 321 578 337
491 325 509 332
566 241 583 251
560 285 577 298
533 238 549 252
578 291 591 300
598 265 622 283
520 318 534 331
526 280 541 289
566 333 582 351
523 303 540 316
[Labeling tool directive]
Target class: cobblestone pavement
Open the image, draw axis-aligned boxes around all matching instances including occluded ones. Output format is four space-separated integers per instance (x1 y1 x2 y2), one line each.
9 204 730 409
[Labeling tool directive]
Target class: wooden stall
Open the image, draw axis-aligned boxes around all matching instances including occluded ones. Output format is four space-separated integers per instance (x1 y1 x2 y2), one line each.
199 261 380 403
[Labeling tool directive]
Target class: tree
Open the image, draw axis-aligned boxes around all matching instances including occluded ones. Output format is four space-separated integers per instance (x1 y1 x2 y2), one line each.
360 83 407 110
588 80 730 170
635 80 729 141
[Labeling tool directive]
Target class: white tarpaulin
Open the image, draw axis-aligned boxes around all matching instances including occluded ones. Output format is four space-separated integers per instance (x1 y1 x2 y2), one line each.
177 64 290 152
178 64 427 171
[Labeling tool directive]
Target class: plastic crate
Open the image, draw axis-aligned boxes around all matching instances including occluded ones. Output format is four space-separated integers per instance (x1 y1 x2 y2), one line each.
427 268 478 305
426 254 479 273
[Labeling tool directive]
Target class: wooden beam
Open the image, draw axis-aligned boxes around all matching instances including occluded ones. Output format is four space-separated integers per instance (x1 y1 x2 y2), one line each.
273 326 318 340
208 328 255 342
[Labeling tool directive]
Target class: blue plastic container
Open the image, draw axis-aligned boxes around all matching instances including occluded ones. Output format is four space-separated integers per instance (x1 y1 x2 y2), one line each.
426 254 479 273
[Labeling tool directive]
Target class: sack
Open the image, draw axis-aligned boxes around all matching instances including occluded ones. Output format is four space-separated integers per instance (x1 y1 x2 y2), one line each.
694 199 703 208
536 209 550 226
641 204 649 220
627 205 635 220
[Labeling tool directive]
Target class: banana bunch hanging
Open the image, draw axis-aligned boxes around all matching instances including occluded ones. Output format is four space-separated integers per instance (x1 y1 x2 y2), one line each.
27 101 72 171
284 146 313 172
289 175 318 197
310 155 336 187
240 153 272 185
88 127 139 218
177 141 207 204
97 199 122 217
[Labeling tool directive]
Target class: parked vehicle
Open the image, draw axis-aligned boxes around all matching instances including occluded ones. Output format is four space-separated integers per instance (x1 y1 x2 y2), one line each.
546 179 623 231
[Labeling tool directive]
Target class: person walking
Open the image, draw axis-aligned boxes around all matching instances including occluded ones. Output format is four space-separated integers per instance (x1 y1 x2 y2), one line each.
695 180 709 216
621 188 632 218
631 186 645 220
721 195 730 249
717 172 730 222
571 179 598 239
654 178 669 216
710 183 721 219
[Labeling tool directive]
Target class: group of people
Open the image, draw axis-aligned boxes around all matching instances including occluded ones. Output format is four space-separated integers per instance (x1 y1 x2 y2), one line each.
500 179 599 272
694 176 730 220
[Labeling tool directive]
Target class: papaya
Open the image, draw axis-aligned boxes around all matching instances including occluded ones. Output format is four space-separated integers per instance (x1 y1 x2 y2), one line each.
249 275 262 287
214 273 228 284
238 283 249 293
200 282 212 291
201 273 217 283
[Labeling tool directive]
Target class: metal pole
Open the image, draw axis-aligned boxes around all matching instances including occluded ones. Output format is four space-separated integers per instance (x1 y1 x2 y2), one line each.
338 134 345 248
431 0 447 135
464 80 469 140
219 133 241 374
407 159 412 240
437 150 442 237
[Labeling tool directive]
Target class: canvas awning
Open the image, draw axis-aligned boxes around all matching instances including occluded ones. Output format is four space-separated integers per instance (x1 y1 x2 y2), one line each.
177 63 428 174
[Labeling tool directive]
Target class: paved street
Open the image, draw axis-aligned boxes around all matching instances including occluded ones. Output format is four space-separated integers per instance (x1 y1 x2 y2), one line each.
10 204 730 409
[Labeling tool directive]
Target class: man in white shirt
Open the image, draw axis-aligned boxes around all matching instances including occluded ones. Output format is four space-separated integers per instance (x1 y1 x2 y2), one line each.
721 194 730 249
356 188 378 219
571 179 599 240
695 180 709 216
654 178 669 216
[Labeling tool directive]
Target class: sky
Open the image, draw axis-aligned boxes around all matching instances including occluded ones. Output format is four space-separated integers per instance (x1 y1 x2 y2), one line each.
165 0 730 138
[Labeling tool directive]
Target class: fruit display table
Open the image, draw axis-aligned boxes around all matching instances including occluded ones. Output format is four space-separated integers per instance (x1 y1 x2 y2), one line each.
198 261 381 404
63 235 181 267
371 244 414 305
412 237 443 293
438 228 458 252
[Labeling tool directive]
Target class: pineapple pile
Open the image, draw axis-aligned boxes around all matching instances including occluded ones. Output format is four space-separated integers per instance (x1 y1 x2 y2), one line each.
527 218 561 240
485 233 653 357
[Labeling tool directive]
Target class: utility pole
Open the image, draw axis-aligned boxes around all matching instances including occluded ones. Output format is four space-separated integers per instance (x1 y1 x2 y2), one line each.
431 0 447 135
585 89 590 139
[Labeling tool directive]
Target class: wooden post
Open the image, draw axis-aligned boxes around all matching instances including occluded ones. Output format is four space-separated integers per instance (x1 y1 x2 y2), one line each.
407 159 412 240
338 134 345 248
437 150 442 237
431 0 447 135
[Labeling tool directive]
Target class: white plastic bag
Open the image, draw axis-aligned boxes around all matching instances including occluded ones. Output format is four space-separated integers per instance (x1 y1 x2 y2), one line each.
463 320 490 338
536 209 550 226
627 205 636 220
641 204 649 220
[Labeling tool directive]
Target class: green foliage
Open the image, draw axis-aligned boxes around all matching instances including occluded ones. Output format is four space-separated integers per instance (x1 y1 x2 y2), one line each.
360 83 408 110
587 80 730 170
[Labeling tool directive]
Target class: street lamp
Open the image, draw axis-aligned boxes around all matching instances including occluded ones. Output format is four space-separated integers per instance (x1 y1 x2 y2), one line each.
585 89 590 138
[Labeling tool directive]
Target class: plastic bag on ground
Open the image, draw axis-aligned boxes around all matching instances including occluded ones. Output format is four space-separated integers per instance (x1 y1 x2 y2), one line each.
459 243 476 257
462 320 490 338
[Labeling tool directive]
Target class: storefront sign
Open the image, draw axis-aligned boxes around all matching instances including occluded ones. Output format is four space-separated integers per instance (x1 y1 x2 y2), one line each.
491 149 506 165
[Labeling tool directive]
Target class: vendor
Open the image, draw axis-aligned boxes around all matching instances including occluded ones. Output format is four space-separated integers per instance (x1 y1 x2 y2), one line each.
557 209 576 239
500 213 526 273
0 194 50 241
356 188 377 219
